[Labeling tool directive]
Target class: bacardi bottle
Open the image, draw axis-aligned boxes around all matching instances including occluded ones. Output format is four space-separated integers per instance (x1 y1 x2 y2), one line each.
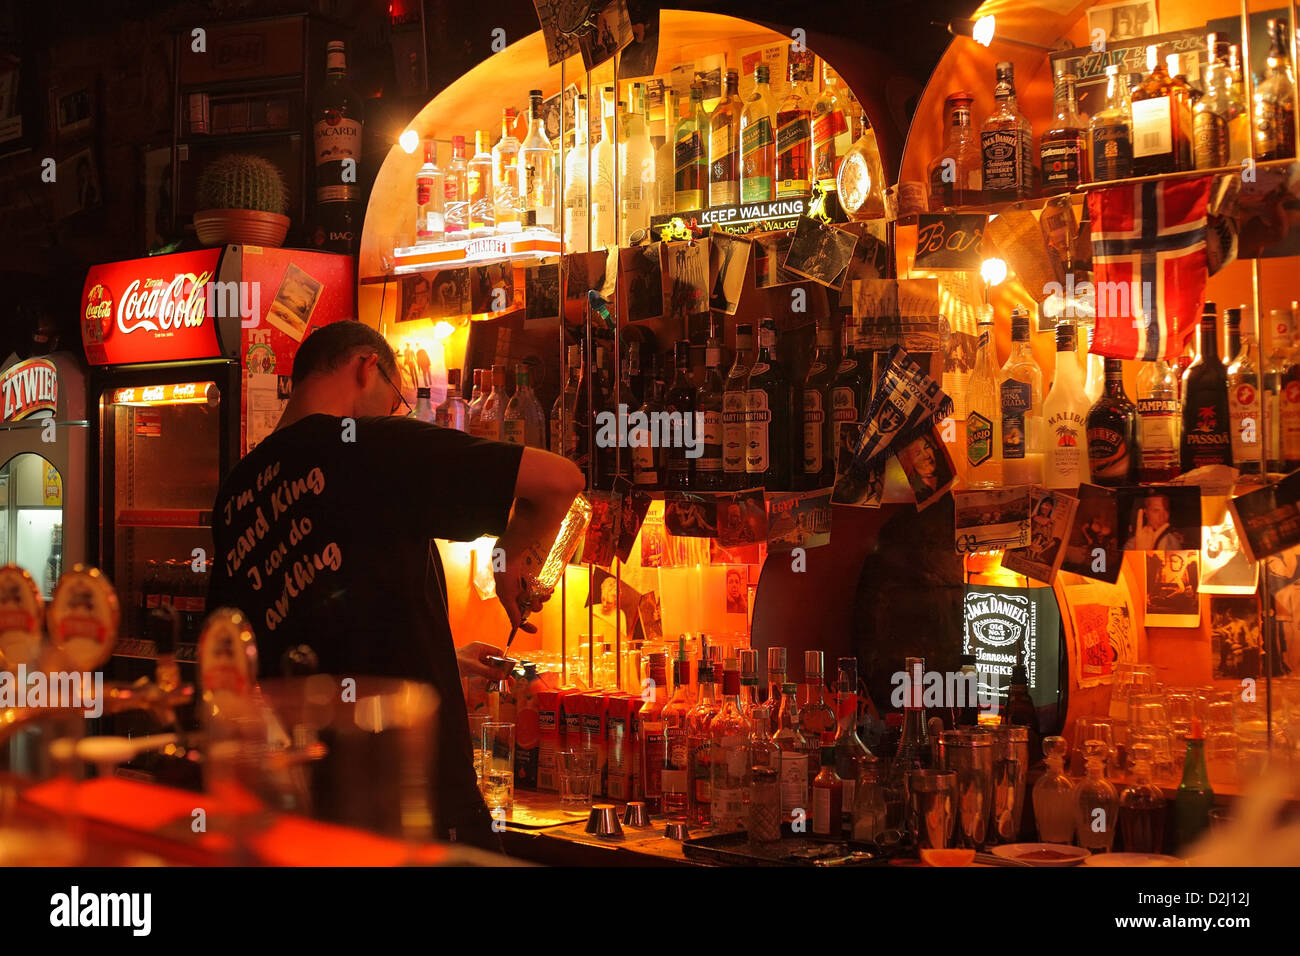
492 108 522 232
981 61 1034 203
1090 65 1134 182
966 311 1002 487
665 340 696 491
1137 358 1182 482
1254 18 1297 162
723 323 755 488
1040 62 1089 195
415 141 444 243
1227 307 1262 476
776 50 813 198
1180 303 1234 471
709 70 742 206
696 333 727 490
801 320 837 489
928 91 982 210
745 317 793 490
740 65 777 202
1087 358 1138 486
311 41 363 253
1000 308 1044 485
1043 321 1091 488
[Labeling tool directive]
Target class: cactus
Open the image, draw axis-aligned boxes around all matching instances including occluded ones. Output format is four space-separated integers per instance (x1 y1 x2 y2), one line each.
196 153 289 216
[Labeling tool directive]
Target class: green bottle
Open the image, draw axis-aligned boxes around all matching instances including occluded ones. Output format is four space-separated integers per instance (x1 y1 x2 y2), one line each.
1174 719 1214 851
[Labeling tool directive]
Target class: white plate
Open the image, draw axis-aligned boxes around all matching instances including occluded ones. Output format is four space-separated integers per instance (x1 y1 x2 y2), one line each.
991 843 1091 866
1082 853 1186 867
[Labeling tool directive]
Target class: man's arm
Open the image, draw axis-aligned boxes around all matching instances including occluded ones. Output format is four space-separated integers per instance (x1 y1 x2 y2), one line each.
493 447 585 630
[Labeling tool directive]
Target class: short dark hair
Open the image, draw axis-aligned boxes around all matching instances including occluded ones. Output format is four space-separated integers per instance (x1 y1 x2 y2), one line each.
291 321 397 387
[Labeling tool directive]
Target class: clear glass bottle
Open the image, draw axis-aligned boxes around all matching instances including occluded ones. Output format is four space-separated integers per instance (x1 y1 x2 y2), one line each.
1119 743 1168 853
776 52 813 198
1227 306 1263 476
444 134 469 236
1089 64 1134 182
550 345 582 460
738 647 761 718
621 83 654 240
518 89 555 229
1043 321 1091 488
466 129 496 236
1074 742 1119 852
1137 358 1182 482
639 652 669 814
834 656 876 838
466 368 486 434
746 706 782 844
1032 736 1075 843
475 364 506 440
563 94 591 253
591 86 617 250
723 323 755 490
686 656 721 826
999 308 1044 485
885 656 930 831
415 140 444 243
1041 62 1089 194
1226 44 1251 164
492 107 522 232
773 681 811 822
981 61 1034 202
710 659 750 832
796 650 836 755
502 365 545 448
1254 17 1297 162
656 88 680 217
662 649 694 822
434 368 469 431
811 740 842 837
837 98 887 220
966 310 1002 487
1194 37 1233 170
852 760 888 843
928 91 982 210
740 65 777 202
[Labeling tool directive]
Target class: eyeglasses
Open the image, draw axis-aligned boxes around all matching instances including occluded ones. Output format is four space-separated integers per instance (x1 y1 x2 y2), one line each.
372 354 412 416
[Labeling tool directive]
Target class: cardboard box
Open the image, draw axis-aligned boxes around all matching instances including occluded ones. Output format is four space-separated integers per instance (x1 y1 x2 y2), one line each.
578 691 610 794
536 689 561 792
606 693 642 802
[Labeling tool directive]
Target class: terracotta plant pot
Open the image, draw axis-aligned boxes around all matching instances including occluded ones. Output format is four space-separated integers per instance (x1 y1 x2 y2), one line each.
193 208 290 248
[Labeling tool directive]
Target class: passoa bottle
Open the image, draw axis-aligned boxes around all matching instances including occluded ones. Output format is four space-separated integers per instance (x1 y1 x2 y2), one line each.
1137 358 1182 482
1043 321 1090 488
1087 358 1138 486
1180 302 1233 471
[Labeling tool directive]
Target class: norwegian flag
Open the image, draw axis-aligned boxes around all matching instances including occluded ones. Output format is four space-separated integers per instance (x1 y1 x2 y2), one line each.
1087 176 1212 362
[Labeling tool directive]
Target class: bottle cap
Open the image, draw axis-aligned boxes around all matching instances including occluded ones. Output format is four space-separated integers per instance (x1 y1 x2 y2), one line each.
1188 717 1204 740
755 64 769 83
781 681 797 695
1055 321 1076 351
767 646 787 673
804 649 823 676
1010 308 1030 340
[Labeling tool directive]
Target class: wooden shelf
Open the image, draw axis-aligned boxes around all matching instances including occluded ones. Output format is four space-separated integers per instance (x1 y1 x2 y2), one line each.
117 509 212 529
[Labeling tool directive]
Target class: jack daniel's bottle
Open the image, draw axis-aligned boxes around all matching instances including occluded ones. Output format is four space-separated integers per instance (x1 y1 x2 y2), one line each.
311 41 364 253
981 61 1034 203
1181 303 1234 471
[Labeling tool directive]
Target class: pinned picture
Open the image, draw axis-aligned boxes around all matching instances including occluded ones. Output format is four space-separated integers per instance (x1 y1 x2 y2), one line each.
1263 547 1300 676
1144 550 1201 628
895 425 956 511
525 263 561 320
664 239 710 327
617 1 660 79
765 489 833 552
620 244 664 322
639 504 668 567
531 0 583 65
752 230 801 288
634 589 664 643
664 491 717 538
782 217 859 289
1002 488 1080 585
709 233 751 315
831 422 884 507
582 490 622 568
1201 514 1258 594
724 567 748 615
584 566 639 641
1061 483 1122 583
578 0 634 72
471 262 515 315
428 268 470 319
1065 579 1138 687
952 486 1032 554
1119 486 1201 551
715 488 768 547
614 487 653 563
265 263 324 342
1209 596 1262 679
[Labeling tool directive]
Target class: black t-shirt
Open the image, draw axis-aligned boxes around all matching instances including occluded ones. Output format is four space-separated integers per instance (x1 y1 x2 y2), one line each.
208 415 523 840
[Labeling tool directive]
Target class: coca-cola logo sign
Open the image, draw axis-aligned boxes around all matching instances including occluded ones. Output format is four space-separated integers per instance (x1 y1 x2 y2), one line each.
83 282 113 344
118 271 212 335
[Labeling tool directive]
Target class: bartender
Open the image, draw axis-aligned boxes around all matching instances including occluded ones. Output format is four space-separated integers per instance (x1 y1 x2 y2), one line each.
207 321 583 849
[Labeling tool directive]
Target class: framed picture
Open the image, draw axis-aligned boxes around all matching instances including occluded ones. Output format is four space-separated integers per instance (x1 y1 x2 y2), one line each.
1144 550 1200 628
51 80 95 145
1087 1 1159 45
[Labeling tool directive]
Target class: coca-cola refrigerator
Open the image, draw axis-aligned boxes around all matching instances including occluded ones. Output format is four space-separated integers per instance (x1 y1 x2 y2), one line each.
0 352 89 600
81 246 354 674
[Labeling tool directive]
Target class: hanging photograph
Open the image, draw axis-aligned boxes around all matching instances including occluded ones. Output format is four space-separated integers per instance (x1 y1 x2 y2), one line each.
708 232 751 314
582 490 622 568
1201 514 1259 595
1144 550 1200 628
1060 483 1121 583
578 0 634 72
714 488 768 547
952 486 1032 554
471 262 515 314
1002 488 1080 584
1065 579 1138 688
663 239 709 327
894 425 956 512
752 230 801 288
1119 486 1201 551
664 491 718 537
531 0 583 66
617 1 660 79
619 244 664 322
613 487 653 563
782 217 859 289
765 489 833 552
525 262 561 321
1209 595 1263 680
1263 546 1300 676
1086 1 1159 45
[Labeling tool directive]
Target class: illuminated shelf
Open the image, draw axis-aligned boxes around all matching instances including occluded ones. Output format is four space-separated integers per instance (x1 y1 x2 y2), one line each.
117 509 212 529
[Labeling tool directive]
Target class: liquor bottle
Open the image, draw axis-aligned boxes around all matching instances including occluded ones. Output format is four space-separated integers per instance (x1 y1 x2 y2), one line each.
956 654 979 727
832 313 871 448
311 41 363 253
1041 62 1089 195
656 88 680 217
467 368 486 434
475 365 506 440
592 345 621 488
773 682 811 823
1119 743 1167 853
1137 359 1182 482
709 660 750 832
492 107 522 232
639 652 669 815
621 83 655 240
999 308 1044 485
415 141 445 243
1090 64 1134 182
672 84 707 213
620 342 645 428
1224 305 1242 363
1073 744 1119 852
1174 720 1214 851
1227 307 1263 476
1167 53 1196 168
980 61 1034 203
696 333 727 490
966 311 1002 487
550 345 582 459
709 69 742 207
1254 18 1297 162
775 51 813 198
1042 322 1091 489
1194 37 1233 170
1181 303 1233 471
723 323 755 489
1226 44 1252 164
766 647 787 726
1002 658 1041 762
687 656 721 826
631 365 666 489
837 95 887 220
1087 358 1138 486
519 90 555 229
1131 45 1189 176
797 650 835 754
740 65 777 202
1085 326 1105 403
664 340 696 491
811 739 843 837
812 61 854 200
833 656 875 838
434 368 469 431
738 648 761 718
1268 306 1296 471
800 320 837 490
745 706 783 844
662 651 693 821
591 87 617 250
467 130 496 236
1032 736 1075 843
563 94 591 253
928 91 982 210
852 761 888 843
444 135 469 236
745 317 793 490
503 365 546 448
884 657 930 831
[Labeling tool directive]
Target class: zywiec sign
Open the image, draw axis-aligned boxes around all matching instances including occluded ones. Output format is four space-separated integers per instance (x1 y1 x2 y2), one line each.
0 359 58 422
80 250 225 365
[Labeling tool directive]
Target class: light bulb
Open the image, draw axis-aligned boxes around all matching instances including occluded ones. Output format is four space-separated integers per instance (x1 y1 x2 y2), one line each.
399 129 420 154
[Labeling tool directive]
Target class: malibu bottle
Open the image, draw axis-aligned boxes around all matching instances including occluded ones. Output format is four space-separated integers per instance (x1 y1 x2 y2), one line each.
801 320 838 489
1086 358 1138 486
1180 303 1234 472
745 318 793 490
1042 321 1090 488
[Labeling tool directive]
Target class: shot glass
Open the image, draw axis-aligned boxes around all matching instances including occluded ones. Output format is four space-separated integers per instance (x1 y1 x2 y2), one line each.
558 748 598 812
